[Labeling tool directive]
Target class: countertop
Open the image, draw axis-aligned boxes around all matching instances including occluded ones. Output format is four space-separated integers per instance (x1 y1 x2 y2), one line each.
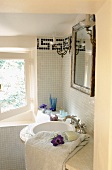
66 138 93 170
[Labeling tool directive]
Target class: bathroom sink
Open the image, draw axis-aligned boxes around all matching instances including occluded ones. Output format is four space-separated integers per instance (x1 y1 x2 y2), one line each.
30 121 75 135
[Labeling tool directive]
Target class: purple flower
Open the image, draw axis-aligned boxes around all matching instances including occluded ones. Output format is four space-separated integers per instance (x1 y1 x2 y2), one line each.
39 104 47 109
51 135 64 146
49 107 56 111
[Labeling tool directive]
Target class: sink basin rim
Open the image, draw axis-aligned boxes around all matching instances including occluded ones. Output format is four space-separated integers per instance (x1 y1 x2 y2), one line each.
30 121 75 135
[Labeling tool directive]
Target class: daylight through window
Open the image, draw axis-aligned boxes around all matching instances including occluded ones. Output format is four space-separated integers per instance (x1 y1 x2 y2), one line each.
0 59 27 113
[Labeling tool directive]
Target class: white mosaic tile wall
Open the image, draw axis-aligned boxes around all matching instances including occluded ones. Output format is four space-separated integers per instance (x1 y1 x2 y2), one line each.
37 42 94 136
62 52 94 136
37 50 63 110
0 126 26 170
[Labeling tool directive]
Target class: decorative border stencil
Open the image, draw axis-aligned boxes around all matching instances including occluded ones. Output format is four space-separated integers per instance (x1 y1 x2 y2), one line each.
37 37 85 52
37 38 70 51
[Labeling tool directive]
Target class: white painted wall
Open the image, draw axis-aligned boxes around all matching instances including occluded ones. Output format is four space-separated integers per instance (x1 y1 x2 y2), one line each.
0 36 36 49
94 1 112 170
0 0 105 14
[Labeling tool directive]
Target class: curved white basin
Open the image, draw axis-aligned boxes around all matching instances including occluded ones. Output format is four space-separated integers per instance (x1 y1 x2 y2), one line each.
30 121 74 135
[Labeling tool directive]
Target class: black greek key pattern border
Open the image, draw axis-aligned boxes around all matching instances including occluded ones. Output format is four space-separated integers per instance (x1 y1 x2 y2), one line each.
37 38 69 51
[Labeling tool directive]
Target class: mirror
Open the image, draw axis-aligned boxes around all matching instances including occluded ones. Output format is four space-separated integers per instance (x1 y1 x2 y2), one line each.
71 16 96 97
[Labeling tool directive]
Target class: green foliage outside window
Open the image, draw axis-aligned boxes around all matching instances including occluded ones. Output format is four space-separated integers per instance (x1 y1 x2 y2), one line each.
0 59 26 113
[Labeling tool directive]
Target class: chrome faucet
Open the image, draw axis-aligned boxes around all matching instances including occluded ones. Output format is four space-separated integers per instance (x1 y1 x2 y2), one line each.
63 115 80 124
63 115 86 134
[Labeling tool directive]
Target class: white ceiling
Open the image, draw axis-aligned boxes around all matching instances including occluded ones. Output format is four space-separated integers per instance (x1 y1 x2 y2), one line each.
0 14 78 37
0 0 105 37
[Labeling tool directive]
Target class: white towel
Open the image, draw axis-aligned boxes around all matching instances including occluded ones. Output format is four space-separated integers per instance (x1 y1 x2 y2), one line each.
25 131 90 170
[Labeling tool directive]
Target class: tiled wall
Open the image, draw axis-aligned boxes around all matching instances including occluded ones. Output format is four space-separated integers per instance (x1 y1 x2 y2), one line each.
37 49 63 110
0 125 26 170
62 52 94 136
37 37 94 136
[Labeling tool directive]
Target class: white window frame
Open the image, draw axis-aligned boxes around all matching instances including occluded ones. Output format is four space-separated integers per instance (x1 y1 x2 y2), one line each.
0 52 35 121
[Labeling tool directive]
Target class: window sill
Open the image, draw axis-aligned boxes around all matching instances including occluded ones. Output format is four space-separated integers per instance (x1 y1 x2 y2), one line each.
0 110 36 127
0 120 35 127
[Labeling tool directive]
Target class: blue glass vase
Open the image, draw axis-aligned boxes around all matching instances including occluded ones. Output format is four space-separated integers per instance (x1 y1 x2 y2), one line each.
49 95 57 111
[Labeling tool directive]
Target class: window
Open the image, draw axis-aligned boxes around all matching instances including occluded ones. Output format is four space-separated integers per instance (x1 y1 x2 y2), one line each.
0 59 27 113
0 52 36 121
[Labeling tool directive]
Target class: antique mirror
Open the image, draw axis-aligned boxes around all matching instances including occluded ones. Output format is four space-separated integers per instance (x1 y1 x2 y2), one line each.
71 14 96 97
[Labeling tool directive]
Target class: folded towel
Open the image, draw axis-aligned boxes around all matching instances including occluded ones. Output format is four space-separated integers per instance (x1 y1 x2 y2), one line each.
25 131 90 170
64 131 80 142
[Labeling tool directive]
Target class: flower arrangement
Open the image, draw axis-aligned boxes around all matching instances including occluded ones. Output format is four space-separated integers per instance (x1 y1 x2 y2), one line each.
39 103 58 114
49 107 56 111
51 134 64 146
39 104 47 113
39 104 47 109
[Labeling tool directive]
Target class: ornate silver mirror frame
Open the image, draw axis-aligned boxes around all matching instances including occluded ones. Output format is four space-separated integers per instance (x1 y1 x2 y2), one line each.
71 14 96 97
